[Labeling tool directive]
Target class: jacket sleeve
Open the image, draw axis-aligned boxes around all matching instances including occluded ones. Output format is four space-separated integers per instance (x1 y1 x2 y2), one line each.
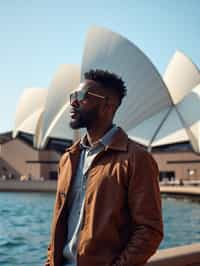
112 150 164 266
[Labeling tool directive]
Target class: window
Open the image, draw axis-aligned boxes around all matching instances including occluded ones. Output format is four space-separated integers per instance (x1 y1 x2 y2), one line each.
159 171 175 181
49 171 58 180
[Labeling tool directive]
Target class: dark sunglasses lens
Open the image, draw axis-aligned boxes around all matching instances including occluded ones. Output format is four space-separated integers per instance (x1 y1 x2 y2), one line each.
70 91 86 104
77 91 85 101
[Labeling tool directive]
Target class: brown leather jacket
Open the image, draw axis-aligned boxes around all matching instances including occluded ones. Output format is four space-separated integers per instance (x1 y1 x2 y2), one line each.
45 128 163 266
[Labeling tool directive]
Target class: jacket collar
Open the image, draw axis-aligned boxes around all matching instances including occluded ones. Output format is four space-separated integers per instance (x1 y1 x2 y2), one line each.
66 127 128 153
105 127 128 151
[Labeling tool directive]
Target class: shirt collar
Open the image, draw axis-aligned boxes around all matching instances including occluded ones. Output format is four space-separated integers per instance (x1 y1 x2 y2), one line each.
80 125 118 150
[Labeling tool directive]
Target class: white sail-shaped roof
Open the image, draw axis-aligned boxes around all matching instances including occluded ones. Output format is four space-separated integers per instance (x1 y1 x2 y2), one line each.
13 88 47 138
151 107 189 147
164 51 200 104
176 84 200 152
12 28 200 154
81 26 172 131
42 102 74 142
127 49 200 153
37 64 80 148
128 107 171 146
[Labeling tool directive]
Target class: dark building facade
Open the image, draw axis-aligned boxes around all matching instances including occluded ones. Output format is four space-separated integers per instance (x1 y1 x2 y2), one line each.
1 132 200 182
0 132 71 180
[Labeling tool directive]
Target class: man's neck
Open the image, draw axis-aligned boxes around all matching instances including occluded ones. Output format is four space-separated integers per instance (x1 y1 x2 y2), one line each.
86 123 113 146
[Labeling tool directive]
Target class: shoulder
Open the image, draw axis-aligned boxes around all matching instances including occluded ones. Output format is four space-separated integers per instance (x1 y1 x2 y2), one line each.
127 138 146 153
59 152 69 169
127 138 148 158
127 138 158 173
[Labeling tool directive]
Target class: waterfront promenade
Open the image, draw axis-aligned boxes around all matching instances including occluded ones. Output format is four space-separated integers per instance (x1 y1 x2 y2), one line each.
147 243 200 266
160 185 200 197
1 180 200 196
0 179 57 192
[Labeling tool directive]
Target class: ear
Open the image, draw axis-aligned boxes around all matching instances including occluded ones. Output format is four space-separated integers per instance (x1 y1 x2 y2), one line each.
100 102 114 119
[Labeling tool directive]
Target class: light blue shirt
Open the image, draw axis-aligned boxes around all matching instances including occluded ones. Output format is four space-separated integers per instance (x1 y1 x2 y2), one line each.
62 125 118 266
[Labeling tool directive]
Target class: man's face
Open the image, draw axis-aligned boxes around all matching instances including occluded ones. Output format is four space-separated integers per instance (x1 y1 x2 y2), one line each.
69 80 105 129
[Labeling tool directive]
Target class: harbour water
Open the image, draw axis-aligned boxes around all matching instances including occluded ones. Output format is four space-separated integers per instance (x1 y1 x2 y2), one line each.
0 192 199 266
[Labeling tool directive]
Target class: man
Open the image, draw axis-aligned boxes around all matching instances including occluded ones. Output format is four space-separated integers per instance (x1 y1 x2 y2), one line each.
45 69 163 266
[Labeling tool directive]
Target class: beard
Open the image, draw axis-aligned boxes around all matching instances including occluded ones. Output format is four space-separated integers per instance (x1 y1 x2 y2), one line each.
69 106 99 130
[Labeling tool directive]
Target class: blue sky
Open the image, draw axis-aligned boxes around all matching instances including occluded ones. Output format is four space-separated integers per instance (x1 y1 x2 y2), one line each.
0 0 199 133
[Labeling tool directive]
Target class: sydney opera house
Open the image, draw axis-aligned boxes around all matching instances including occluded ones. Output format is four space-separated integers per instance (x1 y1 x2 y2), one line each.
0 26 200 182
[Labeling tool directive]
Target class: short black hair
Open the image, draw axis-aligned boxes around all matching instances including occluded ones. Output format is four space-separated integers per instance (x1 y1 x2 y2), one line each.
84 69 127 105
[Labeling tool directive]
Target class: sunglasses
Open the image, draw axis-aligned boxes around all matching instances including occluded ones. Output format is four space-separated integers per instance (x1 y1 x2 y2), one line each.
70 89 105 104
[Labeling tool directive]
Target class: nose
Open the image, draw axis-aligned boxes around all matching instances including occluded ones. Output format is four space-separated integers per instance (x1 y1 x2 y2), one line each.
70 98 80 107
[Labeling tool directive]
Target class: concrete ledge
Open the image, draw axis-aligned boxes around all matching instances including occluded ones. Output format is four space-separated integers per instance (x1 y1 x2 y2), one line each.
0 180 57 192
1 181 200 196
160 185 200 197
147 243 200 266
